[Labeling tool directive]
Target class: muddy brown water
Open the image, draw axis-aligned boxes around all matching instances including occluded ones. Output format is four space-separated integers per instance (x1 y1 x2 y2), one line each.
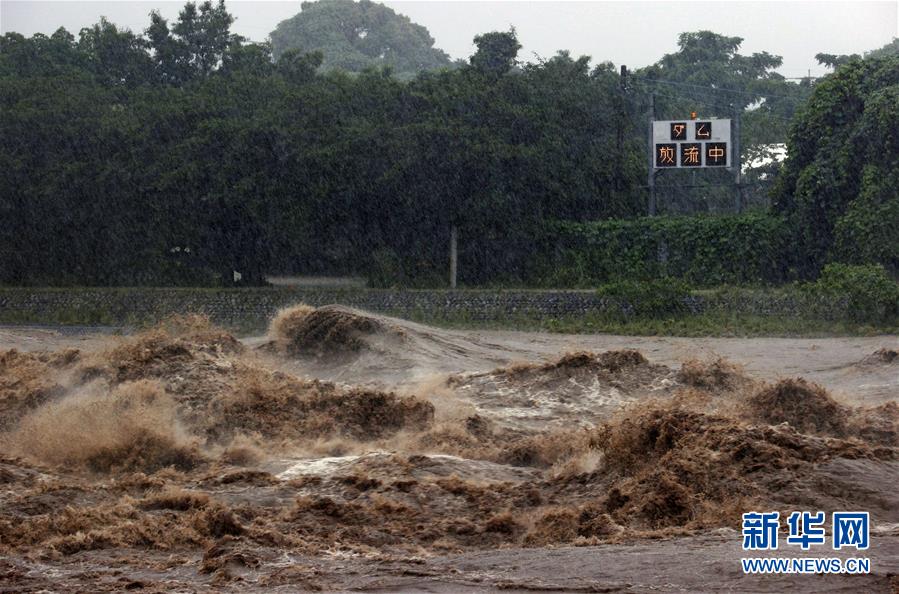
0 313 896 592
2 323 896 405
3 533 898 592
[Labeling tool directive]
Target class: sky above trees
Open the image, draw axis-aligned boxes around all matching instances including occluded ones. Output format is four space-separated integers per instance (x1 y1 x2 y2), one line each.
2 1 895 77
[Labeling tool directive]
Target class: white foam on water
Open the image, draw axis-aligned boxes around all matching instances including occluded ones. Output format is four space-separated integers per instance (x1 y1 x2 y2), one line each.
276 452 474 480
277 454 366 479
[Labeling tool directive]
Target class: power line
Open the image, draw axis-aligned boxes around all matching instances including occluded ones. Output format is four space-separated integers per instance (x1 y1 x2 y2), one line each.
634 76 807 103
636 75 805 102
655 93 793 122
646 88 796 123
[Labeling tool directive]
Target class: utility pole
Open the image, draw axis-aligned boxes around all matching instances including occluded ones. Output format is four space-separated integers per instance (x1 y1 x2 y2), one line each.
449 225 458 289
733 105 743 213
617 65 627 153
647 93 656 216
616 65 627 192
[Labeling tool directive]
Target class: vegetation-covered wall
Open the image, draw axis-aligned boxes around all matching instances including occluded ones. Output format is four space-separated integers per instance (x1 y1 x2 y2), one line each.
539 214 792 287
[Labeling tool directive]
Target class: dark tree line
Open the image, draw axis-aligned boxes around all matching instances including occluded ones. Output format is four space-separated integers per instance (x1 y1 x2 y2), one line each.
1 3 641 286
772 56 899 277
2 1 877 287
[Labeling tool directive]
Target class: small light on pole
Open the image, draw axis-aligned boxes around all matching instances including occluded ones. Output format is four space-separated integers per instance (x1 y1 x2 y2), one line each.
690 111 697 120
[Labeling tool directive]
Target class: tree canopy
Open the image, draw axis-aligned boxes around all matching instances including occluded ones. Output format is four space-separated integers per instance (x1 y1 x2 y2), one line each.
2 1 892 288
270 0 452 79
816 37 899 69
636 31 810 146
0 15 640 286
772 55 899 276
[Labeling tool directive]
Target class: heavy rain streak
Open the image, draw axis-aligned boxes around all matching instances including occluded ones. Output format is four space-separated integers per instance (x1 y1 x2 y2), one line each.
0 0 897 591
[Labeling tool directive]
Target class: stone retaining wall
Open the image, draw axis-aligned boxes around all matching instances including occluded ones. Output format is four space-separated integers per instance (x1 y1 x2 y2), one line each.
0 287 845 329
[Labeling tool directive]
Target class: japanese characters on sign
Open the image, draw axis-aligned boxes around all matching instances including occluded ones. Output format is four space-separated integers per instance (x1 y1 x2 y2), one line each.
670 122 687 140
680 143 701 167
655 143 676 167
705 142 727 166
652 118 731 168
695 121 712 139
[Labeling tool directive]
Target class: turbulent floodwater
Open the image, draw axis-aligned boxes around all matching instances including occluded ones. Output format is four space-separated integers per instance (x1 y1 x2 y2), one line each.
0 306 897 592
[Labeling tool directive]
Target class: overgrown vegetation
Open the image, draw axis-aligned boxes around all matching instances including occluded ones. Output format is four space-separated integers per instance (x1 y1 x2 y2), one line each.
1 1 837 289
596 279 692 319
540 214 792 287
771 56 899 278
802 263 899 323
1 1 896 325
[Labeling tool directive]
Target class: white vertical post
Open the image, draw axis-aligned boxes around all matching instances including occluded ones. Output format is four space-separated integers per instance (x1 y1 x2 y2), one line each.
449 225 458 289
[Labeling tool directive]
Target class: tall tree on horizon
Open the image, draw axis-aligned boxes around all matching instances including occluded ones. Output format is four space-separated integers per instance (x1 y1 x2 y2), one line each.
270 0 452 79
147 0 240 84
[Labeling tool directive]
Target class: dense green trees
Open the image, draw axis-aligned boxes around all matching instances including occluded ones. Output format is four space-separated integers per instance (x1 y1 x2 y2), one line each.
1 1 894 287
816 36 898 69
0 13 638 286
270 0 452 79
772 56 899 277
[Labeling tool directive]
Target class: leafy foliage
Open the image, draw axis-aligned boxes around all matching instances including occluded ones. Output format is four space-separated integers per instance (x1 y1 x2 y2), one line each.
0 10 643 286
540 214 793 287
147 0 242 84
771 56 899 276
864 37 899 59
803 264 899 323
270 0 452 79
470 29 521 76
815 37 899 68
2 1 892 291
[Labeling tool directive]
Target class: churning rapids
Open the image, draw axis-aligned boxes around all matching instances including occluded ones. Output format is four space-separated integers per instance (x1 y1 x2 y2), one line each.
0 306 897 592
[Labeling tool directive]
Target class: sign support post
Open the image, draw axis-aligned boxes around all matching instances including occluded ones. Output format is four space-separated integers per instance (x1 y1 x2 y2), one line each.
647 93 656 216
733 105 743 213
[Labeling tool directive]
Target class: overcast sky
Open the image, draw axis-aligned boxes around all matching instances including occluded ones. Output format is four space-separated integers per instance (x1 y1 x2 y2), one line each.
2 1 896 77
